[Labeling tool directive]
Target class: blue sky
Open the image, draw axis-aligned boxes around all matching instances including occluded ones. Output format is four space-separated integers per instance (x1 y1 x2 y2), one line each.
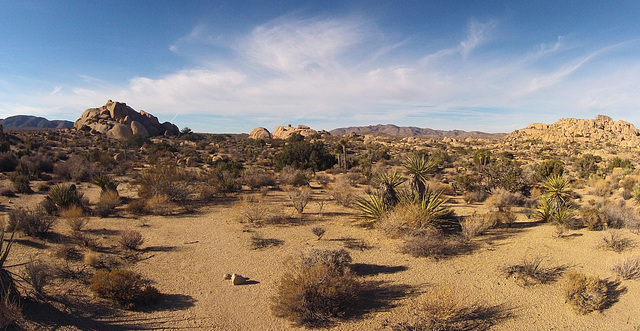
1 1 639 133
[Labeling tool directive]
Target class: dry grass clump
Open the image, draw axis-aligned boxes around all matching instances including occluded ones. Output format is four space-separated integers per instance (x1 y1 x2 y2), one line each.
119 229 145 251
394 287 507 331
600 230 634 253
401 229 468 260
610 255 640 280
95 189 120 217
287 186 312 214
328 176 355 207
53 244 82 261
271 249 359 327
0 297 22 330
126 199 148 216
60 205 89 231
501 257 565 286
145 194 175 216
89 269 160 309
461 213 495 241
563 272 609 314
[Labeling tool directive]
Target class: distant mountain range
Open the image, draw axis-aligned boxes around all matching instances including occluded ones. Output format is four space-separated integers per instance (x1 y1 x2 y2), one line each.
1 115 74 130
329 124 503 138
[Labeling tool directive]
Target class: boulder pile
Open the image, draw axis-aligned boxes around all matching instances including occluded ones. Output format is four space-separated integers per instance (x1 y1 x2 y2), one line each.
74 100 180 139
249 124 324 140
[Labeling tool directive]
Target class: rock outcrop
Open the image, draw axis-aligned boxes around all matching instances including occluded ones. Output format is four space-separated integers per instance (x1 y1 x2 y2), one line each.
505 115 640 147
249 127 271 139
271 124 317 140
74 100 179 139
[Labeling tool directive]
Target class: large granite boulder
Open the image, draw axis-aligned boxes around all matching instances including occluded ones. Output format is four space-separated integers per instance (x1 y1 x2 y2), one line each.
74 100 179 139
271 124 318 140
249 127 271 139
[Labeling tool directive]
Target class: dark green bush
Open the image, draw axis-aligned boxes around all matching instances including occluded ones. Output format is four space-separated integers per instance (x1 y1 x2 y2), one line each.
575 154 601 178
47 184 84 211
274 134 336 171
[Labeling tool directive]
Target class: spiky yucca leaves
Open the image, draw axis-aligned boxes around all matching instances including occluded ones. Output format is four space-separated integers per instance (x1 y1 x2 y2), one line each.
354 193 386 222
92 173 118 194
542 174 572 206
410 188 451 228
534 195 553 222
47 183 84 211
404 153 436 200
374 170 405 208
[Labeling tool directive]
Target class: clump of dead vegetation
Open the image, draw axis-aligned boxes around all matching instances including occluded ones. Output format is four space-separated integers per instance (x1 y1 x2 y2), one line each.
501 257 565 286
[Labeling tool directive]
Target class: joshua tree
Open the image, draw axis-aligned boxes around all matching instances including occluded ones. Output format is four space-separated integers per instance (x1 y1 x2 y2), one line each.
375 170 406 208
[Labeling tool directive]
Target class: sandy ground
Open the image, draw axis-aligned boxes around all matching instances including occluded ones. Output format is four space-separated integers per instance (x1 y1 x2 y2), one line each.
4 181 640 330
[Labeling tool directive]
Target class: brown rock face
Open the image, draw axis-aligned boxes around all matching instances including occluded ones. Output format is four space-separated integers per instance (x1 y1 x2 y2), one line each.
249 127 271 139
74 100 179 139
505 115 640 147
271 124 318 140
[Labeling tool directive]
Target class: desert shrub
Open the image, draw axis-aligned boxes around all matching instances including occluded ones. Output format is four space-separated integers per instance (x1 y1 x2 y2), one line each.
0 188 15 197
401 229 467 260
580 207 609 231
235 196 287 225
273 134 336 172
611 255 640 280
575 154 601 178
314 173 331 187
396 287 506 331
119 229 144 250
287 186 312 214
47 183 84 211
633 184 640 204
145 194 175 216
487 188 523 211
601 202 639 231
242 167 276 190
60 205 88 231
271 249 359 327
92 173 118 193
278 166 310 187
0 152 18 172
502 257 565 286
137 162 191 202
486 210 516 228
126 199 148 216
89 269 160 308
311 226 326 240
0 228 20 329
606 157 632 173
37 183 50 193
463 190 488 204
600 231 634 253
55 154 95 182
563 272 609 314
9 172 32 194
536 159 564 180
7 207 56 238
328 176 355 207
53 244 82 261
24 260 52 296
95 189 120 217
461 213 494 241
300 248 352 271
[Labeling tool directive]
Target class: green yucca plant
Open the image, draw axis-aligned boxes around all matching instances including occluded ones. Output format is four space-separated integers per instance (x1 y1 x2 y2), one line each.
92 173 118 194
47 183 84 211
554 204 576 227
632 184 640 204
542 174 572 206
534 195 554 222
374 170 406 208
354 193 386 222
417 188 450 224
404 153 437 200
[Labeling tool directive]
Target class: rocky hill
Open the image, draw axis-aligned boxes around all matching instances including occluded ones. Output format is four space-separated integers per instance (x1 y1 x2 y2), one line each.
74 100 179 139
505 115 640 147
330 124 501 138
1 115 73 130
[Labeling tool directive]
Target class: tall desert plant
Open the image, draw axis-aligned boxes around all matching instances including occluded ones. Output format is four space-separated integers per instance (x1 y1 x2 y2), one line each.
374 170 405 208
542 174 572 206
353 193 386 222
404 153 436 200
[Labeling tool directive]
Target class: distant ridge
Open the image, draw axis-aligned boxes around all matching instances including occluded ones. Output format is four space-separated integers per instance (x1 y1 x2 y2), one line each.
1 115 73 130
330 124 503 139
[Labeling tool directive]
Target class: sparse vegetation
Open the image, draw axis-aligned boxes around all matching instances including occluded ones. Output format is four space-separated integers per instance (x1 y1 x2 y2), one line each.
119 229 145 250
89 269 160 308
611 255 640 280
563 272 609 314
502 257 565 286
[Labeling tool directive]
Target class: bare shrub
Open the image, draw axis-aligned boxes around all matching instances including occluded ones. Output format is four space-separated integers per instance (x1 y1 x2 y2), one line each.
119 229 144 251
461 213 494 241
396 287 507 330
271 249 359 327
126 199 148 216
89 269 160 309
287 186 312 214
137 162 191 202
580 207 609 231
300 248 352 271
611 255 640 280
486 210 516 228
600 231 634 253
463 190 488 204
7 207 56 238
145 194 175 216
279 166 310 187
72 230 98 249
486 188 523 211
328 176 355 207
501 257 565 286
314 173 331 188
53 244 82 261
242 167 276 190
311 226 326 240
24 260 52 296
601 203 639 231
55 155 94 182
401 229 468 260
563 272 609 314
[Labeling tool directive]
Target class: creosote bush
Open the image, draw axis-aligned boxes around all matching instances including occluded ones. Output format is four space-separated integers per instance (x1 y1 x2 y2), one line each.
95 189 120 217
563 272 609 314
89 269 160 309
271 248 359 327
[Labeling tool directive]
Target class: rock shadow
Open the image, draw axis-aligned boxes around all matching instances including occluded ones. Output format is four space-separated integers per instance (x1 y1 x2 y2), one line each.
351 263 409 277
